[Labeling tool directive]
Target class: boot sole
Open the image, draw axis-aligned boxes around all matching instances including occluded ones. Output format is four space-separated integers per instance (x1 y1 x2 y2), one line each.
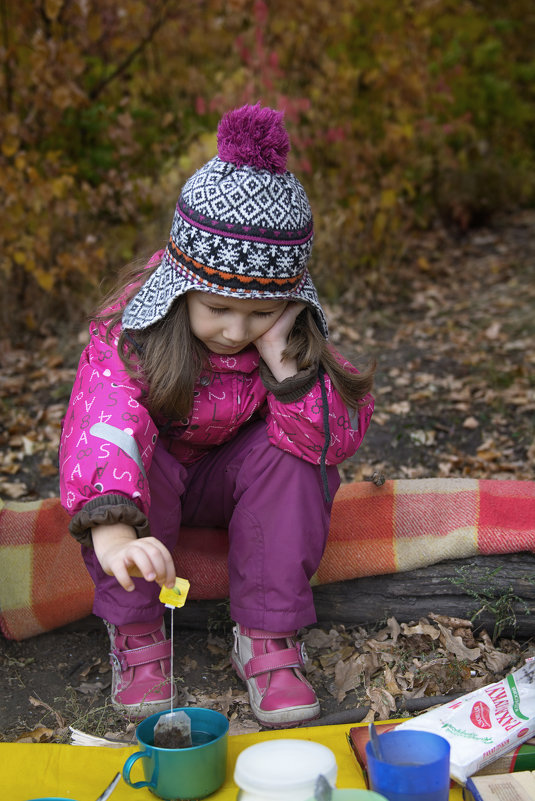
112 688 179 721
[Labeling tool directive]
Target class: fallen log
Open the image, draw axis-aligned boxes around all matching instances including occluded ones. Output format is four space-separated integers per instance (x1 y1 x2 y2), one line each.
175 553 535 638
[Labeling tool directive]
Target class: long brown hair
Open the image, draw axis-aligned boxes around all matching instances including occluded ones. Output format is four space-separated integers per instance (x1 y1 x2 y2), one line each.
284 308 375 411
95 259 375 420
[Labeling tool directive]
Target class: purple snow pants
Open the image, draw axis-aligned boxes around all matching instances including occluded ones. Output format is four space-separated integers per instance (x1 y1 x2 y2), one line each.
82 420 340 632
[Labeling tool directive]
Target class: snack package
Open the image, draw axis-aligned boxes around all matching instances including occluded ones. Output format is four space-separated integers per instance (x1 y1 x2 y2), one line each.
399 661 535 785
154 710 192 749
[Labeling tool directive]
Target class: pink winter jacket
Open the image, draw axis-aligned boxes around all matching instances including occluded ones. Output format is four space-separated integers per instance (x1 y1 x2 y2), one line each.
59 318 374 539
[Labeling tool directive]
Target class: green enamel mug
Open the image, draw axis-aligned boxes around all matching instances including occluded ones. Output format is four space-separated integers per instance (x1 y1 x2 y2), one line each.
123 707 229 800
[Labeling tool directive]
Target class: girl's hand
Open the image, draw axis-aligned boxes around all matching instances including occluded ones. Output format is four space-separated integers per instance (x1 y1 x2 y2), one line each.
92 523 176 592
255 301 305 351
254 302 305 380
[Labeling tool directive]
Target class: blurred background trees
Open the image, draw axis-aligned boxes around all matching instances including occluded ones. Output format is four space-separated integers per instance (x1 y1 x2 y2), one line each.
1 0 534 336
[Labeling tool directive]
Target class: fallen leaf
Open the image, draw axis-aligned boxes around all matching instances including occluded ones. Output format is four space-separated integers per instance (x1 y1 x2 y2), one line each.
387 401 411 415
79 658 103 678
15 725 56 743
437 624 482 661
429 614 473 629
483 649 516 673
384 665 403 696
400 621 440 640
366 686 397 719
0 480 28 498
103 726 136 744
334 654 373 702
213 687 233 717
485 322 502 340
463 416 479 429
385 617 401 643
76 680 110 694
410 429 436 446
303 628 341 649
29 695 66 729
229 719 261 735
401 681 430 700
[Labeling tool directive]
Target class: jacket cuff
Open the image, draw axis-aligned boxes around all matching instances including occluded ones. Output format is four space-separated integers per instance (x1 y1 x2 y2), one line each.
259 360 319 403
68 494 150 547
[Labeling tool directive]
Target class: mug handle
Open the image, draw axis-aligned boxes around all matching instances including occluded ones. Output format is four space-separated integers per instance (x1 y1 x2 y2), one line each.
123 750 155 790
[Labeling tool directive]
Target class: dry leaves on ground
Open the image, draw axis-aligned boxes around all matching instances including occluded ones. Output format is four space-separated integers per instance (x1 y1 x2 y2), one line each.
302 614 531 722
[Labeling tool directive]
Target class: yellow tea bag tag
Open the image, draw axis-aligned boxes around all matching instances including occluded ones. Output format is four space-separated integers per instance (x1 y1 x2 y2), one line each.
159 577 190 609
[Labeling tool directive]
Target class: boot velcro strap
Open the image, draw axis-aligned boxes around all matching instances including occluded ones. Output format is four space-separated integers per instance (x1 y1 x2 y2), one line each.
112 639 171 671
243 627 296 639
244 645 304 679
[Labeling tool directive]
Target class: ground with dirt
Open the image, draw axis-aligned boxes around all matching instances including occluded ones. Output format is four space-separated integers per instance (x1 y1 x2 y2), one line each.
0 212 534 743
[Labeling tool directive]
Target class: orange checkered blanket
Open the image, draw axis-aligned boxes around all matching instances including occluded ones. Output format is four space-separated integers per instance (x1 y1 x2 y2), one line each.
1 478 534 641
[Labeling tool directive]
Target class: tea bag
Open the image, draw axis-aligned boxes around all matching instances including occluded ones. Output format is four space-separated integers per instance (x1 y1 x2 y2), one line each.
159 577 190 609
154 710 192 749
154 578 192 749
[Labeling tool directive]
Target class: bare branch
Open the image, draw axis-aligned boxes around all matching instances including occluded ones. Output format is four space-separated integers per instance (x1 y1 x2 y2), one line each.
88 0 171 101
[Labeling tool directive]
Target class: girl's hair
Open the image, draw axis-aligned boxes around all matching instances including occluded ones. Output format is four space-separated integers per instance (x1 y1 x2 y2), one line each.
284 308 375 412
95 259 375 420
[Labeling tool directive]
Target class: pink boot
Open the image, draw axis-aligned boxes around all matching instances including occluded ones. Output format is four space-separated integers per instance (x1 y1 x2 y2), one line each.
106 617 177 720
231 624 320 728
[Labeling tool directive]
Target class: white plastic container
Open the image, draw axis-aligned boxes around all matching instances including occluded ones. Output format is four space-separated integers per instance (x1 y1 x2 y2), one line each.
234 739 337 800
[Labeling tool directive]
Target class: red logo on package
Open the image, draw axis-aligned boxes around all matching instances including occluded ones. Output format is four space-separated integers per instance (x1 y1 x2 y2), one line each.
517 728 529 739
470 701 492 729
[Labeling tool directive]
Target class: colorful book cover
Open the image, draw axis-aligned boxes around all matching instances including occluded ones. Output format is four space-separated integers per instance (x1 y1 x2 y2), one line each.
463 771 535 801
347 722 400 787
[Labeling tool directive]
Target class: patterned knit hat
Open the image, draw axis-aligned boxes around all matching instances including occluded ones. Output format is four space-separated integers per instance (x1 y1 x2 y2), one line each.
122 103 328 337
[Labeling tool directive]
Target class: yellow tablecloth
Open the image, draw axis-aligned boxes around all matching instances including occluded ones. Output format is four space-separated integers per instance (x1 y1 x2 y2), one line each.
2 723 464 801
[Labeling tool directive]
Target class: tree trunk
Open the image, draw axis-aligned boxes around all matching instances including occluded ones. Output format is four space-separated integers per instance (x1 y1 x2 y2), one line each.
174 554 535 638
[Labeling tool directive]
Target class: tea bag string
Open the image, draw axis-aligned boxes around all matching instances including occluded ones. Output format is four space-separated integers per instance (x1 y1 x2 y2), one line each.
159 576 191 714
169 606 174 713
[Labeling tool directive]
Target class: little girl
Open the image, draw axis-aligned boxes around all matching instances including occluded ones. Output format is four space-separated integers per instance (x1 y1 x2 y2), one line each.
59 104 374 728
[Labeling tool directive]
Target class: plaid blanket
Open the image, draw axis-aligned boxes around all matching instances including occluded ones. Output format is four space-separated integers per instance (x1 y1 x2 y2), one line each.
1 478 534 641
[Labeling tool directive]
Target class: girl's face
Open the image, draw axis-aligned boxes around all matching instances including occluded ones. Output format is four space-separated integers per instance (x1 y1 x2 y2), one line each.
186 291 288 354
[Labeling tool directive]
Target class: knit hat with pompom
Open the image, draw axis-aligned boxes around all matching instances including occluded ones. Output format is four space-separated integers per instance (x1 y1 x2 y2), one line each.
123 103 328 337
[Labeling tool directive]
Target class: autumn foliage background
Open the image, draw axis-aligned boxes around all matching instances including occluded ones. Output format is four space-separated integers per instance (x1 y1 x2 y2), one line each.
0 5 534 743
1 0 535 337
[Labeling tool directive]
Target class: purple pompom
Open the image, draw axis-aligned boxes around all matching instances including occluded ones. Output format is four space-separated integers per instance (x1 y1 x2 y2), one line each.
217 103 290 174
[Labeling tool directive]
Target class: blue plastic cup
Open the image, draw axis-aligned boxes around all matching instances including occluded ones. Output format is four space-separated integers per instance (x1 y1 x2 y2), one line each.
365 730 450 801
